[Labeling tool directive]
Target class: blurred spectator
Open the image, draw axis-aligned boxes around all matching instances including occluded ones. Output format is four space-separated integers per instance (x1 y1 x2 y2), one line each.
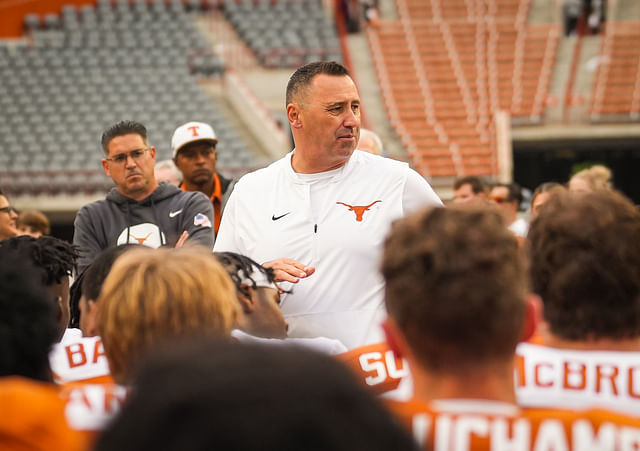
358 128 384 155
171 121 236 235
490 182 527 238
154 159 182 186
452 176 488 204
563 0 583 36
94 340 418 451
529 182 566 220
0 188 19 240
16 209 50 237
568 164 612 193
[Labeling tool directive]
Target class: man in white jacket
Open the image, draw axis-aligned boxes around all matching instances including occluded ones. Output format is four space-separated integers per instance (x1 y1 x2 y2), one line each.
214 61 442 348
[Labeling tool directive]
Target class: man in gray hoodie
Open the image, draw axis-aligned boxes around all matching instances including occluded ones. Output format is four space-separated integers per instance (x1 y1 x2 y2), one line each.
73 121 215 274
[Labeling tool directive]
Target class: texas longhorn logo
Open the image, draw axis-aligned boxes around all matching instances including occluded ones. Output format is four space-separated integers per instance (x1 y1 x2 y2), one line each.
336 200 382 222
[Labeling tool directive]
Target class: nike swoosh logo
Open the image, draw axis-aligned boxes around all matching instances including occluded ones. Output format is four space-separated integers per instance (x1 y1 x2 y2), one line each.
272 212 291 221
169 209 183 218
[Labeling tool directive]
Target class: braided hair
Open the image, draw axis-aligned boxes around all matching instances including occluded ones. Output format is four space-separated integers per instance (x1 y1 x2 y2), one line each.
214 252 277 298
0 236 77 286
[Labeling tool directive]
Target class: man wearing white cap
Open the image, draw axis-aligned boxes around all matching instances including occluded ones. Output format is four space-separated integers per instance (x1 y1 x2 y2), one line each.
171 122 236 236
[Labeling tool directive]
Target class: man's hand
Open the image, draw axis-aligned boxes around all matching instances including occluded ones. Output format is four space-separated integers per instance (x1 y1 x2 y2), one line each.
263 258 315 283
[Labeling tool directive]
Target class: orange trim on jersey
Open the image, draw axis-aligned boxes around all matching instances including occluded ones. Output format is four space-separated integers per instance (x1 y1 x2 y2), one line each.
181 173 222 234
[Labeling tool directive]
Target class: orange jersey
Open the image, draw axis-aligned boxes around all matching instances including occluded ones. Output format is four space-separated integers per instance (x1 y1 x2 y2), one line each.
387 398 640 450
338 342 409 395
0 377 88 451
60 383 128 433
515 342 640 415
50 334 113 384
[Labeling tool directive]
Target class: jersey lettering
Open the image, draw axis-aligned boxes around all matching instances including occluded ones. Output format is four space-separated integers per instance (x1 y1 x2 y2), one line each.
516 343 640 414
66 343 87 368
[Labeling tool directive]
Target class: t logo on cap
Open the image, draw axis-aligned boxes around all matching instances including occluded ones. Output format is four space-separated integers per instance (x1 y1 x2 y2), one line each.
188 126 200 137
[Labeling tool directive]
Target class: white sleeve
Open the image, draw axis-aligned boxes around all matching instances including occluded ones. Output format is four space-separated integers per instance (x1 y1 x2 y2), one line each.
402 167 444 215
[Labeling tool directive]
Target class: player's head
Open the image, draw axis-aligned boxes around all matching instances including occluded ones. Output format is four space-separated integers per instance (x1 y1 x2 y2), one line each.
94 339 418 451
0 236 77 341
215 252 288 339
100 120 158 201
528 190 640 342
382 206 528 373
73 244 137 336
97 247 239 384
0 254 58 382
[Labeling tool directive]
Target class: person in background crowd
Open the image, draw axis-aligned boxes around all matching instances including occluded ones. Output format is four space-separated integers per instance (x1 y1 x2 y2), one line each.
171 121 236 236
452 175 488 204
358 128 384 156
73 120 214 274
490 182 527 239
16 209 50 237
154 159 182 186
568 164 612 193
0 188 19 241
215 61 442 349
528 182 565 221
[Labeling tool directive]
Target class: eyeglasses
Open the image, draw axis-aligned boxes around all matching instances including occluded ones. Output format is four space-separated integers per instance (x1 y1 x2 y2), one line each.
106 148 150 164
0 206 16 214
490 196 512 204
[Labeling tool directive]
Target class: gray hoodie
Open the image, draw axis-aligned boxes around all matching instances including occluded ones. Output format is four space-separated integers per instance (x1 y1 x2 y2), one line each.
73 182 214 274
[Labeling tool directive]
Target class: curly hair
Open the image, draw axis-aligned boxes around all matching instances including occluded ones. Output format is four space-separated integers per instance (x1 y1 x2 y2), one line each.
382 206 527 373
0 236 77 286
528 190 640 341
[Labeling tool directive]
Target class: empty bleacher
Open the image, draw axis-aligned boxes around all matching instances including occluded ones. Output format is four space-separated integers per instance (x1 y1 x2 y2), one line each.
589 21 640 122
0 0 261 197
368 0 560 179
221 0 342 68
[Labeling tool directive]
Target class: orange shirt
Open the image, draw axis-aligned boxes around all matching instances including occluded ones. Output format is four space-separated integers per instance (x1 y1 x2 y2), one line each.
0 377 87 451
180 173 222 234
387 398 640 450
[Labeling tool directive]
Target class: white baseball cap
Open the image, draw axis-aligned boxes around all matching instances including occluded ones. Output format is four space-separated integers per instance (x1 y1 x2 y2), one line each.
171 121 218 158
